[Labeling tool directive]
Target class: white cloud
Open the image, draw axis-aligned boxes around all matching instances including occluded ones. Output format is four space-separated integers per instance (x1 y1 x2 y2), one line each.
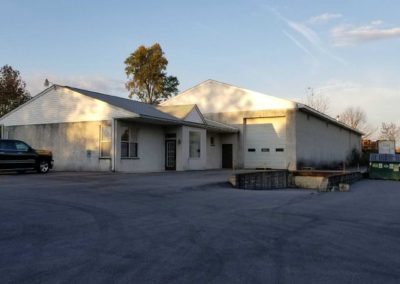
269 7 346 64
371 20 383 26
308 13 342 24
332 23 400 46
282 30 317 60
287 21 346 64
25 72 127 98
287 21 321 47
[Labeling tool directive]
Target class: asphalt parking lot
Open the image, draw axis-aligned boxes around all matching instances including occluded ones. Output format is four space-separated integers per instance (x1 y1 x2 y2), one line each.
0 170 399 284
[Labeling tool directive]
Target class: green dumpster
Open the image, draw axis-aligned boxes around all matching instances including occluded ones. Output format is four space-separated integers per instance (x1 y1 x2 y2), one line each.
369 154 400 181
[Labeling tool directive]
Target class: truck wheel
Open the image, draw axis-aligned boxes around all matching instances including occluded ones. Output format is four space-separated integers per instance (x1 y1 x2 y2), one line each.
37 160 50 173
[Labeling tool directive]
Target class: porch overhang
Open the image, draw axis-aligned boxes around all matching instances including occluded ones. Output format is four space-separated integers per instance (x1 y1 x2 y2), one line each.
113 115 239 133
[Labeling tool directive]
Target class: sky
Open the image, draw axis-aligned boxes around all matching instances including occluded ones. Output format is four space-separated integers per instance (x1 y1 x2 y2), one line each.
1 0 400 134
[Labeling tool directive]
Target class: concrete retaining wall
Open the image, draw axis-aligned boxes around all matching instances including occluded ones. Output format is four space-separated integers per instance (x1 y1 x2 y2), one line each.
233 170 288 190
232 170 363 191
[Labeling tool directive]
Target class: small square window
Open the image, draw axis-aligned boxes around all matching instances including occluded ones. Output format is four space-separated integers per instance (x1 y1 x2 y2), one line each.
210 136 215 146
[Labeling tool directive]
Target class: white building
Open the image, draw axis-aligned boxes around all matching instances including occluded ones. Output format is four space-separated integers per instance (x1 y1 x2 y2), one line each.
0 80 362 172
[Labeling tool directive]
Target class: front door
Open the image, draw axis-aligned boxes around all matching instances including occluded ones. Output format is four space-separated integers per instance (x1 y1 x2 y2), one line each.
222 144 233 169
165 140 176 170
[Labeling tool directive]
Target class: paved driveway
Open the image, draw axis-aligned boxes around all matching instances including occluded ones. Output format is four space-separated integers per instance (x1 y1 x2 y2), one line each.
0 171 399 283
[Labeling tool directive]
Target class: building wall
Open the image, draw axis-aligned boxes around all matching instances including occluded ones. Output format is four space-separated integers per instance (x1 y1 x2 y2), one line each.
115 121 165 173
204 109 295 170
179 126 207 170
296 111 362 168
5 121 112 171
206 132 222 169
0 87 134 126
162 80 296 113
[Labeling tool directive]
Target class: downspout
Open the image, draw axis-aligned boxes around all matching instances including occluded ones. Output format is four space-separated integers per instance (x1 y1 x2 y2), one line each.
111 118 116 172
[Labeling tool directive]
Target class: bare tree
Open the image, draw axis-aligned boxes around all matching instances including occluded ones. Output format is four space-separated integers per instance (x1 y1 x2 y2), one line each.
305 87 329 114
339 107 366 128
380 122 400 141
338 107 376 138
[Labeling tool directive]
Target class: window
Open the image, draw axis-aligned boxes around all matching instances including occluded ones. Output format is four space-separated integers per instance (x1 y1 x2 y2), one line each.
261 148 270 152
121 127 138 158
189 131 201 158
0 141 15 151
100 124 111 158
15 141 30 152
276 148 285 152
248 148 256 152
210 136 215 146
0 125 3 139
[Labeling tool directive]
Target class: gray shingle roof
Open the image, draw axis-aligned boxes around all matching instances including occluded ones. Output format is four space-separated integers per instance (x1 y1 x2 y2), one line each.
62 86 238 132
64 86 180 122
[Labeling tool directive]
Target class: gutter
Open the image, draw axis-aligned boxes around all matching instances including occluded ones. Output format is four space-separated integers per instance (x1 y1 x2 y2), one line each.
297 104 364 135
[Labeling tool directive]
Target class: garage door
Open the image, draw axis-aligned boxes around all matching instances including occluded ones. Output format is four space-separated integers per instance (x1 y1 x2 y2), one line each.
244 117 287 169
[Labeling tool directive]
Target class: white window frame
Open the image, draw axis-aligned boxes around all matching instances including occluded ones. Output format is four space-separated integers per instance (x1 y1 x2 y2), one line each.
99 124 112 158
120 127 139 158
189 131 201 159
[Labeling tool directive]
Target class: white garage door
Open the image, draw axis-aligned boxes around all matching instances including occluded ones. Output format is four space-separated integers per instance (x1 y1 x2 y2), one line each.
244 117 287 169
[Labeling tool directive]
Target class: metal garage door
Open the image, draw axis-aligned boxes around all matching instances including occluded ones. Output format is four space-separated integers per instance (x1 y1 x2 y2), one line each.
244 117 287 169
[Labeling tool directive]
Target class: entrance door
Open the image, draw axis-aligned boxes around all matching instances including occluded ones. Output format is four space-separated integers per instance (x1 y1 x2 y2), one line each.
222 144 233 169
165 140 176 170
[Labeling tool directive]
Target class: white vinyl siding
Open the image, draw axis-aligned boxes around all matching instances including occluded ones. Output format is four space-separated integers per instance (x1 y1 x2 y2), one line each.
161 80 296 113
244 117 287 169
115 122 165 172
0 87 135 126
184 108 204 124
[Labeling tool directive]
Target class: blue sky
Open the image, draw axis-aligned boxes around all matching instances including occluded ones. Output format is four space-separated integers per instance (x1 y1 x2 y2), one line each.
1 0 400 130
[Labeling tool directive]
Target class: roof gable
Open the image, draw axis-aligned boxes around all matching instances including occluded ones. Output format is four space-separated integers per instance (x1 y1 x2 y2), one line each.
161 79 297 113
157 104 205 124
0 86 136 126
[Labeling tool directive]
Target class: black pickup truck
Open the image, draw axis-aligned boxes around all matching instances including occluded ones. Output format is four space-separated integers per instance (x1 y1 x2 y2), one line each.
0 139 54 173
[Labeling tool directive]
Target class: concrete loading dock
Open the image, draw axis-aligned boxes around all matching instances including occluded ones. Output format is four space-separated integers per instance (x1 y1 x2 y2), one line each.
230 170 363 191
